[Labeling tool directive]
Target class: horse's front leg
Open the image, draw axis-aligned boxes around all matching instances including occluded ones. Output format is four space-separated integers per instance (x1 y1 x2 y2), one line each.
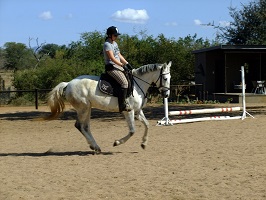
113 110 135 147
136 109 149 149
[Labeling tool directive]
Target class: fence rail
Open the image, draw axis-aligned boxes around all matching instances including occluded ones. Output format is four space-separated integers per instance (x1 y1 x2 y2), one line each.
0 84 205 109
0 89 51 109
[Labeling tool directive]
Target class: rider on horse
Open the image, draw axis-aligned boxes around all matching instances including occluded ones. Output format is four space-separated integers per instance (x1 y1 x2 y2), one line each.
103 26 132 113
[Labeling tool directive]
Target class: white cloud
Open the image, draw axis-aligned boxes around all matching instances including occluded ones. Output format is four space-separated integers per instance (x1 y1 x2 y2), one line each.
165 22 177 26
39 11 53 20
65 13 73 19
219 20 230 27
194 20 230 27
194 19 202 26
111 8 149 24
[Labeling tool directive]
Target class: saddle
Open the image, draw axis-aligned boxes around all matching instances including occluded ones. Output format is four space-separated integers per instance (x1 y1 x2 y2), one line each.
98 69 133 98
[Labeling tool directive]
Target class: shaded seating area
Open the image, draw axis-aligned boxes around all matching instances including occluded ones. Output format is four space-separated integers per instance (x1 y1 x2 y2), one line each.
193 45 266 102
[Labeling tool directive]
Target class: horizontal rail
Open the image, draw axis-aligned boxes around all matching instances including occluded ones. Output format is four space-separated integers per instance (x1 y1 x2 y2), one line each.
0 89 52 109
159 116 243 124
169 107 241 116
0 89 51 93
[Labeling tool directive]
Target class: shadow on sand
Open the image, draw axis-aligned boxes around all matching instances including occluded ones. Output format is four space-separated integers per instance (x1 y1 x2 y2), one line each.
0 150 139 157
1 104 265 121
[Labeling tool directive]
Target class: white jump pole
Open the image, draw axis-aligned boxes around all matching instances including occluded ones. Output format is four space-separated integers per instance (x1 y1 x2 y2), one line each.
169 107 241 116
159 115 242 124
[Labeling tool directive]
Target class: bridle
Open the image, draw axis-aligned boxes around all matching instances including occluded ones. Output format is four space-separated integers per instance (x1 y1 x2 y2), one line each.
132 67 170 98
154 67 171 92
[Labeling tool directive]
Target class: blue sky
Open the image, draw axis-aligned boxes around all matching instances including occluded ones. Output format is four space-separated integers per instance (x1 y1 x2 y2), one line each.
0 0 252 47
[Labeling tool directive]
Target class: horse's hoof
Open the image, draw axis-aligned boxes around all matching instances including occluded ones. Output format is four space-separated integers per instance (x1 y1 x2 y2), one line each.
94 150 101 155
90 145 101 153
91 149 101 155
113 140 120 147
141 144 146 149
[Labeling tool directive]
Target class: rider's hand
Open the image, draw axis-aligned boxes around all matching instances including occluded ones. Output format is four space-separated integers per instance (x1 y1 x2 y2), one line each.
123 65 129 71
125 63 133 70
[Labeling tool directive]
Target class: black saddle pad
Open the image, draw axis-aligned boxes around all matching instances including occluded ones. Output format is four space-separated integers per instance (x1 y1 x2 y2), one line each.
99 73 120 97
98 72 134 97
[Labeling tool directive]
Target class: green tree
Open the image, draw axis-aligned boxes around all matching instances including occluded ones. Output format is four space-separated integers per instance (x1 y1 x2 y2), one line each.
118 34 158 67
3 42 34 70
153 34 211 84
221 0 266 44
0 47 6 69
12 31 212 92
66 31 104 62
39 43 61 59
80 31 104 61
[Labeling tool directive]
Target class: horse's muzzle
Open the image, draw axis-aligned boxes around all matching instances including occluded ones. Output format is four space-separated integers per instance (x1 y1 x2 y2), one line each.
161 90 170 98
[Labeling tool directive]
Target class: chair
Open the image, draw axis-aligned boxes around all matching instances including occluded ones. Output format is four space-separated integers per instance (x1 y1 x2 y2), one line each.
252 81 266 94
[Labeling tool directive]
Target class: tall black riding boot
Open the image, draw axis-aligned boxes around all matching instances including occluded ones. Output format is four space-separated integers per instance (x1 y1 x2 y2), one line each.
118 88 131 113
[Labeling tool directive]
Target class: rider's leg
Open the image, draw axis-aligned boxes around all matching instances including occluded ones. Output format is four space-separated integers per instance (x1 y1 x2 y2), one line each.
107 69 131 112
118 88 131 112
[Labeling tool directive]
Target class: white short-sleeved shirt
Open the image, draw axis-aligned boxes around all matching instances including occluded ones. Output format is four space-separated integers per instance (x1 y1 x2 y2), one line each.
103 39 120 65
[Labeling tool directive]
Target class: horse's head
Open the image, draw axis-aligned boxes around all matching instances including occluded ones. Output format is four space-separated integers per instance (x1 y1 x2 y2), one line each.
132 62 171 98
156 61 171 98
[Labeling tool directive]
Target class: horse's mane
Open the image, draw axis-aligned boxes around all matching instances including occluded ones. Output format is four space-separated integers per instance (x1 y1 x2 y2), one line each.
133 63 162 76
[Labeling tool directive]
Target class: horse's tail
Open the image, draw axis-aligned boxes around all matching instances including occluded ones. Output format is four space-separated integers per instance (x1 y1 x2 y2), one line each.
45 82 68 120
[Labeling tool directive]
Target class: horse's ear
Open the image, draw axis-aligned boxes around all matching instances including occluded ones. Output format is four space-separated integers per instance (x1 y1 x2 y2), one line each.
163 61 172 69
132 69 137 75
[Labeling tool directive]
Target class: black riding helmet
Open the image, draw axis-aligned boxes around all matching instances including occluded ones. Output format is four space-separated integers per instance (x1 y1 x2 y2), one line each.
106 26 121 36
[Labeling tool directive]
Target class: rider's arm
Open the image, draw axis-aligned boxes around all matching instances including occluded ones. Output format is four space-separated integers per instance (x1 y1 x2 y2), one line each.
106 50 124 67
118 53 128 66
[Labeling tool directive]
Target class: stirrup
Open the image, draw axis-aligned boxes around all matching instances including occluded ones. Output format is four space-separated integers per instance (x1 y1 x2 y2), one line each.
125 103 132 111
120 102 132 113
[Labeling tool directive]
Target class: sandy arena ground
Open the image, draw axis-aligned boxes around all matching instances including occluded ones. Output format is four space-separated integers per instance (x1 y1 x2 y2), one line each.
0 103 266 200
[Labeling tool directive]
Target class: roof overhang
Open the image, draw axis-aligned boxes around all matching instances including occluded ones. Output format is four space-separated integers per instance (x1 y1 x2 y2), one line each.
192 45 266 54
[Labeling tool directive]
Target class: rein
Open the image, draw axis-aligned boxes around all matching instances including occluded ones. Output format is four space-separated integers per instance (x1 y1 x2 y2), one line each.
132 76 149 98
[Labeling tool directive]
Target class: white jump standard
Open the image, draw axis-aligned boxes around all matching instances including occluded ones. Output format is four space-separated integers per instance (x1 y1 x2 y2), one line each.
157 66 254 126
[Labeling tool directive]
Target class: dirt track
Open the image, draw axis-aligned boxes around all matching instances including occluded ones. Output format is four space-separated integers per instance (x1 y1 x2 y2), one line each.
0 104 266 200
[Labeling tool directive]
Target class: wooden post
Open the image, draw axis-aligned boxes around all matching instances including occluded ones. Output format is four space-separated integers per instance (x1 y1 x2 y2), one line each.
35 88 38 109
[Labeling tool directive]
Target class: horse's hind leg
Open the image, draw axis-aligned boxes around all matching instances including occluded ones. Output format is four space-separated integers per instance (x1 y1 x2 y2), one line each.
113 110 136 147
75 106 101 153
136 109 149 149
